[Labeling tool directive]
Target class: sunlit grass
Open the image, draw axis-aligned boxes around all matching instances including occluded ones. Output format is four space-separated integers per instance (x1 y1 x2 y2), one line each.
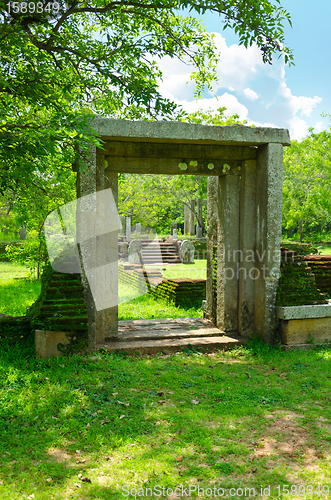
0 263 41 316
118 281 203 320
0 340 331 499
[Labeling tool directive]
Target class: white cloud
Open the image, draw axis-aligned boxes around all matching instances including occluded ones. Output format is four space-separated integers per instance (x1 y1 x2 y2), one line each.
155 32 323 141
278 82 322 116
287 116 310 141
314 121 325 133
243 88 259 101
174 94 249 121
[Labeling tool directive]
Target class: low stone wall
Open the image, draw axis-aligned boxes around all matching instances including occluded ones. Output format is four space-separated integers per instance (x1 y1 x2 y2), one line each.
277 248 327 306
304 255 331 297
151 278 206 308
278 303 331 349
119 264 206 307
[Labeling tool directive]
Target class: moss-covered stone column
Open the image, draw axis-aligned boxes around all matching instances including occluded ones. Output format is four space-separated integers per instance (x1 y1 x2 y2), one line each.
77 143 97 352
254 143 283 343
206 177 218 321
217 175 240 332
238 159 257 336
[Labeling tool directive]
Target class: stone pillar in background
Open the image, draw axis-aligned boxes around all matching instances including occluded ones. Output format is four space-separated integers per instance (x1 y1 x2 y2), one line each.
238 160 257 337
196 226 203 239
196 198 203 237
216 175 240 332
173 228 177 239
189 199 195 236
254 143 283 343
126 217 131 242
136 222 142 234
206 177 218 322
120 216 125 235
19 227 27 240
184 204 189 235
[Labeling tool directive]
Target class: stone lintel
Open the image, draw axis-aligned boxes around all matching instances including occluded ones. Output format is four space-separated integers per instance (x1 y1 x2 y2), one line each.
104 156 242 176
99 141 257 160
92 118 291 146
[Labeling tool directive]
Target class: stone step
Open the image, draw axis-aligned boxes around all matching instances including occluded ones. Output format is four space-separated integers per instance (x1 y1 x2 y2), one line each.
41 304 87 311
97 334 248 355
116 326 222 341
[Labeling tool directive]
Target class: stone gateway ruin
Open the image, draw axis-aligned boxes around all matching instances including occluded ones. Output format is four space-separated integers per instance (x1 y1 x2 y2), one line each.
76 119 290 352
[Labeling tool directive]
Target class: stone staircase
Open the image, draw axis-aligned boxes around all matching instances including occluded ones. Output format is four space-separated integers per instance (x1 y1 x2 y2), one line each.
30 266 88 355
141 240 181 264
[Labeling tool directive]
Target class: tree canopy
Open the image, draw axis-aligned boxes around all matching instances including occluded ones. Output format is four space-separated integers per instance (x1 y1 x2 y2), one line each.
0 0 293 193
283 126 331 242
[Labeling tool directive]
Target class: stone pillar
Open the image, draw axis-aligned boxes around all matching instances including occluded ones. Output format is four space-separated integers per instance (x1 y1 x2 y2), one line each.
76 143 97 352
126 217 131 242
189 199 195 236
238 160 257 337
216 175 240 332
101 159 119 341
184 204 189 235
120 216 125 235
76 148 120 350
196 198 203 236
254 143 283 343
206 177 218 321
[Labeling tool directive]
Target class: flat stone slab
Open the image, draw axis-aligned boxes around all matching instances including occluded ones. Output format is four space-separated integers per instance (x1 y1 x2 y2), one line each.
277 304 331 320
99 317 247 354
117 318 219 341
97 335 247 355
92 118 291 146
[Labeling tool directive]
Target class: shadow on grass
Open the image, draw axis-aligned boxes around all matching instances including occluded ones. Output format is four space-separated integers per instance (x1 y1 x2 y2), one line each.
0 338 331 498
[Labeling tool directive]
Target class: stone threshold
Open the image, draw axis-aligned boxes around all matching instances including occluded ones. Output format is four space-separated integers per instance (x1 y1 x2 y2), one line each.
97 317 247 354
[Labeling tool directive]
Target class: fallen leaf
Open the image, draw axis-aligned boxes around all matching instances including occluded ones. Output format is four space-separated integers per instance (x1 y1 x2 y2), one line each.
119 415 126 419
175 456 183 462
191 400 199 405
157 391 164 397
75 483 81 488
117 400 130 407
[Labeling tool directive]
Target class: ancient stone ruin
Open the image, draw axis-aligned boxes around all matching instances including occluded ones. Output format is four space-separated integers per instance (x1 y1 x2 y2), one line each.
75 118 290 351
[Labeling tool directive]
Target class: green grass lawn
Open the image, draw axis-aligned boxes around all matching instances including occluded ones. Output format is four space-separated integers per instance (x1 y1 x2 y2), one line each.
0 263 41 316
162 260 206 280
0 262 203 320
316 246 331 256
0 341 331 499
118 282 203 320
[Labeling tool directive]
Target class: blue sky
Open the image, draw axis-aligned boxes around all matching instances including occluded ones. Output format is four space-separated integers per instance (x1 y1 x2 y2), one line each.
157 0 331 141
